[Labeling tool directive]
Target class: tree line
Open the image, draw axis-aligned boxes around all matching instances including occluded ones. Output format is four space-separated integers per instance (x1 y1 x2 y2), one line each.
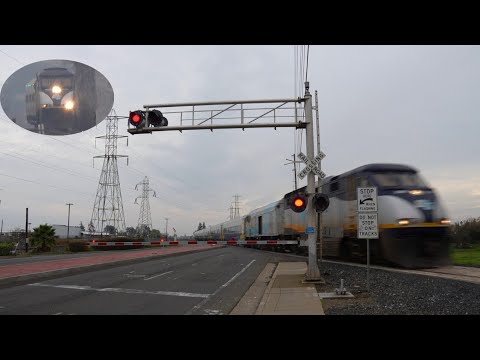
451 217 480 248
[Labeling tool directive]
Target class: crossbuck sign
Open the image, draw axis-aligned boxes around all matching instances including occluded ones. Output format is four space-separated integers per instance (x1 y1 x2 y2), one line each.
297 151 326 180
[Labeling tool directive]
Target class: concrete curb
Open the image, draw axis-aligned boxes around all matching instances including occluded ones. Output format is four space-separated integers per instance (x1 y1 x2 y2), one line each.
230 263 276 315
255 263 280 315
0 246 222 289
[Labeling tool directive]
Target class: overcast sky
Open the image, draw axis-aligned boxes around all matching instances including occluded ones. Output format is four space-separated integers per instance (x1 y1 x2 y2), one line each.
0 45 479 235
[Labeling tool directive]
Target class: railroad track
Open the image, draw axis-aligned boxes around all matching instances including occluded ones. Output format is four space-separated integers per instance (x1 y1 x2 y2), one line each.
250 247 480 285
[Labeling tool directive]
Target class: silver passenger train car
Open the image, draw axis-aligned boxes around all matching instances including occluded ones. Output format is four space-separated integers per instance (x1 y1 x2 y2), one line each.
193 163 451 268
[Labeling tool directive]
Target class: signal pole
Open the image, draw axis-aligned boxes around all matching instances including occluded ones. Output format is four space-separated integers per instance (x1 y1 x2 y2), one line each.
303 82 322 281
66 203 73 240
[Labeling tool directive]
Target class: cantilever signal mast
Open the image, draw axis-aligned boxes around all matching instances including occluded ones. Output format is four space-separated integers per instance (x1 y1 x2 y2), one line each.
135 176 156 238
127 83 324 281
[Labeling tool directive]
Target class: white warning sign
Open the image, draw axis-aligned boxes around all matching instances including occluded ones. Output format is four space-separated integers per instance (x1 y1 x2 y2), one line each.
358 213 379 239
357 187 378 212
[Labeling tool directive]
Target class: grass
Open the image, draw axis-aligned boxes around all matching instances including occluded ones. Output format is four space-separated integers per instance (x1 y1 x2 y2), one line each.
450 243 480 266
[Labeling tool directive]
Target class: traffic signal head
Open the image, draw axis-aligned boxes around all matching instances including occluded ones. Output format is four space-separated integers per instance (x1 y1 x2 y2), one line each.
312 193 329 213
129 110 145 128
147 109 168 127
288 192 308 213
129 110 168 128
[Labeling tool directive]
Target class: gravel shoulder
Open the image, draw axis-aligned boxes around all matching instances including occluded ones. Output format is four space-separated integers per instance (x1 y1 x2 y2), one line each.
315 262 480 315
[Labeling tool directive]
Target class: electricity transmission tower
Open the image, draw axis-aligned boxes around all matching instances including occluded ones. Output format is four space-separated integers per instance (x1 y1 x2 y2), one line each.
135 176 156 238
232 194 241 218
90 109 128 236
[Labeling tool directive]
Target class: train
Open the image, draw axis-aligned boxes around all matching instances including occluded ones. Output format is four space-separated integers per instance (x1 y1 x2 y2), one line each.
193 163 452 268
25 67 77 135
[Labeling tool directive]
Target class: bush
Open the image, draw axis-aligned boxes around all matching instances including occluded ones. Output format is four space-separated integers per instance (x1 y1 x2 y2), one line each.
68 241 89 252
0 242 15 256
452 217 480 247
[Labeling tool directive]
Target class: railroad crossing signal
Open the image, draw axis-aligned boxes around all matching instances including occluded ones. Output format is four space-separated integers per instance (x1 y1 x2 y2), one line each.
129 110 168 129
285 191 308 213
312 193 329 213
297 151 326 179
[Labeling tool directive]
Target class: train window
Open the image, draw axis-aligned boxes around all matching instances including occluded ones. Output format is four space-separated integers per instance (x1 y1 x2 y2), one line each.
258 216 263 235
373 172 428 187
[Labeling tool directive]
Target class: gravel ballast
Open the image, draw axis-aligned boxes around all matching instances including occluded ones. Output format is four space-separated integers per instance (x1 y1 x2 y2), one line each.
316 262 480 315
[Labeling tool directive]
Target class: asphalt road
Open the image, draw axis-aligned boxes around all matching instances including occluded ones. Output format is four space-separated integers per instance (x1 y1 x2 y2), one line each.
0 246 302 315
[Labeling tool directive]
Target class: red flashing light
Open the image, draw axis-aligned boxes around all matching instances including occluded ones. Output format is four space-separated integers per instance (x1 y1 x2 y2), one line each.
132 114 141 123
293 197 305 208
289 193 307 213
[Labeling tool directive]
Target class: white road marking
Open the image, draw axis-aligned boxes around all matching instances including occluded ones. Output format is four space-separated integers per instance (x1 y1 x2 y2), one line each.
53 312 63 315
204 309 223 315
144 271 173 281
29 282 210 298
185 259 256 315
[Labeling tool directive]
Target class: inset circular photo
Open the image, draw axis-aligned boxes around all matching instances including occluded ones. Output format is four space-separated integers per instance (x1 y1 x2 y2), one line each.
1 59 114 135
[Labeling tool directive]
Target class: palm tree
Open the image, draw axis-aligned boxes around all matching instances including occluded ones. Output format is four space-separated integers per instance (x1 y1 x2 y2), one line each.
30 224 56 251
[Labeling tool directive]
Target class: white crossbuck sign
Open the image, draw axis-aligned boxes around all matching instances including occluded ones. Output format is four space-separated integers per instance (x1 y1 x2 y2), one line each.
297 151 326 180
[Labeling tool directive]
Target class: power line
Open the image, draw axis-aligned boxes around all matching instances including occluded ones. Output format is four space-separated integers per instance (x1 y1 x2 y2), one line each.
0 172 94 197
0 48 24 65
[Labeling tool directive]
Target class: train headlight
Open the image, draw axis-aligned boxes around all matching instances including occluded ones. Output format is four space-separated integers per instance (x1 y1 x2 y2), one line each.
64 101 74 110
51 85 62 94
409 190 424 195
398 219 410 226
440 218 451 225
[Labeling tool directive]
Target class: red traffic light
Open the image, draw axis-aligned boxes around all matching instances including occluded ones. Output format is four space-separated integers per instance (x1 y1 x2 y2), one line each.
129 110 145 128
131 114 141 123
293 197 305 208
290 194 307 213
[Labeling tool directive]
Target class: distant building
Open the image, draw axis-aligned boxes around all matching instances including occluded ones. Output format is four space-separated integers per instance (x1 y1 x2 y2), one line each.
51 225 82 238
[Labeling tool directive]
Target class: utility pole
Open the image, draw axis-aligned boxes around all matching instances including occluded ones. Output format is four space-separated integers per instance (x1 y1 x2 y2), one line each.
25 208 28 253
284 153 301 190
66 203 73 240
165 218 169 241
